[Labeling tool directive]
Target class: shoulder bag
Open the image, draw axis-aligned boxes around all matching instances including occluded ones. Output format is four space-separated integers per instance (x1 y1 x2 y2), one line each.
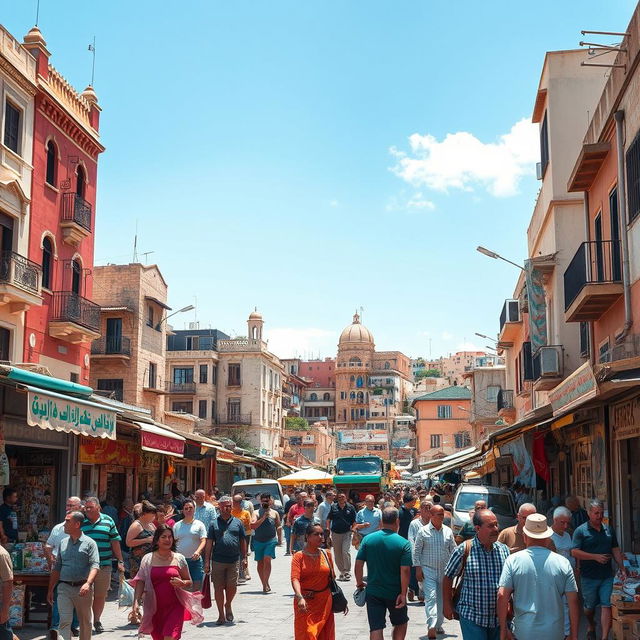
451 538 472 619
319 549 348 613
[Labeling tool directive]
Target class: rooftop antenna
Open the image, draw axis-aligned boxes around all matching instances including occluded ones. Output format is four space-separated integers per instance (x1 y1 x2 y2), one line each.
141 251 154 264
132 221 138 262
359 306 364 324
194 296 197 323
35 0 41 26
88 37 96 86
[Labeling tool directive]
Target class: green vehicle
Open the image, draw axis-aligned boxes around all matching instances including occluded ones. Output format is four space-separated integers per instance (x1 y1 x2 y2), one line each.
330 455 392 501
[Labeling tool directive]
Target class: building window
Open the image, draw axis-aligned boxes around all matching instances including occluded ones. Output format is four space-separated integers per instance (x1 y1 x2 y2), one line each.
627 130 640 222
76 164 86 199
42 237 53 289
437 405 452 419
340 391 346 400
198 400 207 419
148 362 157 389
310 393 318 401
323 392 330 401
46 140 57 186
539 113 549 178
0 327 9 361
486 386 500 403
173 367 193 384
430 434 441 449
454 431 471 448
599 339 611 363
97 379 123 402
211 365 217 385
71 259 82 295
172 401 193 414
146 305 154 328
3 100 21 155
228 363 241 386
228 398 241 420
186 336 199 350
199 364 208 384
384 361 390 369
70 372 79 383
211 400 216 419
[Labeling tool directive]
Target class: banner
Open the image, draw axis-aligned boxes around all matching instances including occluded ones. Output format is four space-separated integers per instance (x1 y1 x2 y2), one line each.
79 436 138 467
338 429 387 444
525 259 547 353
28 390 116 439
501 436 536 488
548 362 597 416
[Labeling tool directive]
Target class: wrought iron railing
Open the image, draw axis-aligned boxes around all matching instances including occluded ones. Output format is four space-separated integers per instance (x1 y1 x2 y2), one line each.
215 413 252 425
91 335 131 356
166 382 196 394
62 192 92 232
497 389 514 411
50 291 100 332
564 240 622 310
0 251 41 295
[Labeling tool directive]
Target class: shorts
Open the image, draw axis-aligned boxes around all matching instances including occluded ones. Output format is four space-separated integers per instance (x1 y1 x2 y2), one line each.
365 593 409 632
253 539 277 562
211 560 239 588
186 557 203 582
93 566 112 599
581 576 613 610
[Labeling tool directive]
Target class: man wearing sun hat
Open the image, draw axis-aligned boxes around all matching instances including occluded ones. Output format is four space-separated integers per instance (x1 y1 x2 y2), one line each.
497 513 580 640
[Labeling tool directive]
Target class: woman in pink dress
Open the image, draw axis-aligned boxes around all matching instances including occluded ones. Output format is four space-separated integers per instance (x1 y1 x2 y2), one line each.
131 524 203 640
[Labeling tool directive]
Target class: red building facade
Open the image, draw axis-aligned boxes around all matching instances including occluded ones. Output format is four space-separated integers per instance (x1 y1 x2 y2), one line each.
22 28 104 383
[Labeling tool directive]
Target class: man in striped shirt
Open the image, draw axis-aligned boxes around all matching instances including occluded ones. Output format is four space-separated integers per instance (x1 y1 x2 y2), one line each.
81 498 124 634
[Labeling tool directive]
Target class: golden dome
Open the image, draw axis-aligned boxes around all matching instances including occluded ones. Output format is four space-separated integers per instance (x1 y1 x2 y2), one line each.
339 312 374 345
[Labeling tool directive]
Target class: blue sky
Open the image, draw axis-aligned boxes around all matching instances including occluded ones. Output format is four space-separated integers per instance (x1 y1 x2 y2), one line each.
5 1 636 360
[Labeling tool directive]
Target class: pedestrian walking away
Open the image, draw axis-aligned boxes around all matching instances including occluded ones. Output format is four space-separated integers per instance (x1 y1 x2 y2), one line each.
497 513 579 640
47 511 100 640
327 493 356 581
252 492 282 593
571 498 628 640
172 499 207 591
354 507 411 640
203 495 247 625
496 503 536 554
443 509 509 640
413 504 455 638
80 497 125 634
130 524 203 640
291 522 345 640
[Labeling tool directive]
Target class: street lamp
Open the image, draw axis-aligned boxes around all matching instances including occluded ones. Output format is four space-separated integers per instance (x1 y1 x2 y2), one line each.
476 246 524 271
155 304 195 330
475 332 497 342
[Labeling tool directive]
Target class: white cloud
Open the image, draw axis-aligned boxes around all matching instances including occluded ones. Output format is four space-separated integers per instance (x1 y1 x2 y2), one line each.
265 327 337 359
441 331 453 340
386 192 435 213
407 192 435 211
456 340 482 352
390 117 539 197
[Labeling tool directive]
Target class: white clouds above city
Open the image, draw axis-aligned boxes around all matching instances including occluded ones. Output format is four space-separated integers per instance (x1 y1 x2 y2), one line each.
390 117 539 197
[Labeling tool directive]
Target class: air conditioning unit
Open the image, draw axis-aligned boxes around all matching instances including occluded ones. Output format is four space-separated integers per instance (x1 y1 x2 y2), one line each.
538 347 561 377
505 299 520 323
536 162 543 180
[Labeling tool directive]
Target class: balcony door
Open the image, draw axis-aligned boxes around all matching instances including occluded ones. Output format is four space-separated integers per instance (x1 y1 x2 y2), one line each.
105 317 122 354
594 213 604 282
76 165 86 199
71 259 82 295
610 187 623 281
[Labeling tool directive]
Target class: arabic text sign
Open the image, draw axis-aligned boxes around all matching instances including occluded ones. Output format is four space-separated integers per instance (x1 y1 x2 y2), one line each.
141 430 184 456
28 391 116 439
338 429 387 444
79 436 138 466
548 362 597 416
610 394 640 440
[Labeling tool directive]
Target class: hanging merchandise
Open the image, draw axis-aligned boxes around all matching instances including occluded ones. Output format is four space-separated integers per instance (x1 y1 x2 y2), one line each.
0 450 9 486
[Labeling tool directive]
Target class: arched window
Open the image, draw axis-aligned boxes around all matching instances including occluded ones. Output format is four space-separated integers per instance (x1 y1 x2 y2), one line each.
357 391 364 402
310 393 318 401
384 361 390 370
356 376 363 388
45 141 56 186
349 356 361 365
323 392 330 401
350 391 355 400
71 259 82 294
42 237 53 289
76 165 86 199
350 375 355 383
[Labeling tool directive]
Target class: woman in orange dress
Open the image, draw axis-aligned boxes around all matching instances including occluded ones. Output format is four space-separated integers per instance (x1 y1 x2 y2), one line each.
291 522 342 640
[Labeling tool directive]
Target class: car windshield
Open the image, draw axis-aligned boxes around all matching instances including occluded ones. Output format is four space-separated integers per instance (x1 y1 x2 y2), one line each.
234 484 280 502
455 492 514 517
336 458 382 475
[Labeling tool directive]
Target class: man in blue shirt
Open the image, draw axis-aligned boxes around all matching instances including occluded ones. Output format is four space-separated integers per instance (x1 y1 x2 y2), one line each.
571 499 627 640
354 495 382 539
0 488 18 544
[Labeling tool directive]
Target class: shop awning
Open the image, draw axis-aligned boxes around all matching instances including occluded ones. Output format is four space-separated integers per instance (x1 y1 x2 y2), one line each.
427 447 484 477
26 386 116 439
485 407 552 447
6 366 93 397
418 446 477 470
135 422 185 457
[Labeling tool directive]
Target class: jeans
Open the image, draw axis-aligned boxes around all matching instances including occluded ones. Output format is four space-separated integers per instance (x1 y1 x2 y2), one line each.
459 616 500 640
284 525 291 551
0 621 12 640
51 583 79 629
409 566 419 594
421 567 444 629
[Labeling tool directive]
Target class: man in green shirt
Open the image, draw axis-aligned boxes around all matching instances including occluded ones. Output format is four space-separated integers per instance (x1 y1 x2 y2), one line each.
355 507 412 640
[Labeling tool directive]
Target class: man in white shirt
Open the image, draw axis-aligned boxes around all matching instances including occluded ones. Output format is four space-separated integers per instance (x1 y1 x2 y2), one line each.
194 489 217 533
315 490 335 547
407 499 432 602
413 505 455 639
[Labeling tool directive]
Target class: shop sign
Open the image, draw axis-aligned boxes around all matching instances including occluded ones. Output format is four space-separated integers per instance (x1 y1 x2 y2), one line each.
27 390 116 439
610 395 640 440
78 436 138 467
141 430 184 457
338 429 387 444
548 362 597 416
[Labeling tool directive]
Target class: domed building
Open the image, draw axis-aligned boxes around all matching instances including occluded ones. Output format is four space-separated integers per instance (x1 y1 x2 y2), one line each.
334 313 413 461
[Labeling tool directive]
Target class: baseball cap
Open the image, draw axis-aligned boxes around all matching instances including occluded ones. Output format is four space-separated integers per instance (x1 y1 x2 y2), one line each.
523 513 553 539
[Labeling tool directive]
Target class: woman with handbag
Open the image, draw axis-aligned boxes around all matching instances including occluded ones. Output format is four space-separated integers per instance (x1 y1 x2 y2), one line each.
126 500 157 578
291 523 346 640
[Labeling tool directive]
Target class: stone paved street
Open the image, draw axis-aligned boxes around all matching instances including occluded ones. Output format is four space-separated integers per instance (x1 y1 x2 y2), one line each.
17 548 462 640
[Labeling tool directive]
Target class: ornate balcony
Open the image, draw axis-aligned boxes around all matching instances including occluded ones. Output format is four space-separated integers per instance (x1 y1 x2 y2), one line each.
0 251 42 312
90 335 131 362
49 291 100 343
564 241 623 322
60 192 92 246
166 381 196 394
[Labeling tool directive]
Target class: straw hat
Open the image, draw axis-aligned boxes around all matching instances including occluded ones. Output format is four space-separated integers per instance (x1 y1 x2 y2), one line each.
523 513 553 539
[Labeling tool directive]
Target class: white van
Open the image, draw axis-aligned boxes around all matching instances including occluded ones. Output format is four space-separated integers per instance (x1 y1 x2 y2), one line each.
231 478 284 510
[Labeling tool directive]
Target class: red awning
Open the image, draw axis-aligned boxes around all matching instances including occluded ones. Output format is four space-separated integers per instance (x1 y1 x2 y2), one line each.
136 422 185 457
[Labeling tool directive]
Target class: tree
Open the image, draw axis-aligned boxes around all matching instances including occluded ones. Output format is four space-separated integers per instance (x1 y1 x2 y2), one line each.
416 368 441 380
285 417 309 431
